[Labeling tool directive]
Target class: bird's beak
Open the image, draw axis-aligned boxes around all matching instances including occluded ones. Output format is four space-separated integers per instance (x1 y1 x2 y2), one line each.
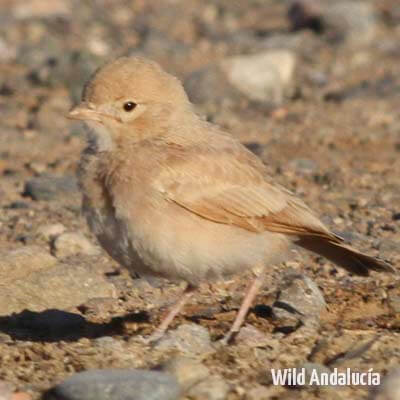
67 102 102 122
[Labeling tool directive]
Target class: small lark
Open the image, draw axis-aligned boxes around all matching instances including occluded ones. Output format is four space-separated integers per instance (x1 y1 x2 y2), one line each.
69 56 394 344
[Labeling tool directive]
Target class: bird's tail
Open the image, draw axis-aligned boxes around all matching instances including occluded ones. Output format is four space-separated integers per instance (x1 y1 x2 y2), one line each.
296 235 395 276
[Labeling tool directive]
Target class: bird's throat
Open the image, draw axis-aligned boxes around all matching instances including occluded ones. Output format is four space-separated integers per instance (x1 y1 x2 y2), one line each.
85 121 115 152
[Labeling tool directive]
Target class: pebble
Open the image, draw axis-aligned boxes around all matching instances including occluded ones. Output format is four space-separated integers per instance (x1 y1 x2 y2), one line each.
273 273 326 329
235 325 270 348
185 50 296 107
44 369 180 400
0 245 57 285
184 63 238 106
5 201 29 210
161 356 210 392
186 376 230 400
52 232 100 258
36 223 66 241
290 158 318 174
78 297 120 316
155 323 213 354
0 333 12 344
369 367 400 400
0 263 116 315
93 336 124 352
23 175 78 201
12 0 70 19
288 0 377 47
0 37 17 62
288 0 323 32
392 212 400 221
324 1 377 47
388 294 400 314
221 50 296 104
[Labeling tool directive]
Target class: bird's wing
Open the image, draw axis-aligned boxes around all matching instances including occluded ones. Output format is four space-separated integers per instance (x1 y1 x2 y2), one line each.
156 141 339 241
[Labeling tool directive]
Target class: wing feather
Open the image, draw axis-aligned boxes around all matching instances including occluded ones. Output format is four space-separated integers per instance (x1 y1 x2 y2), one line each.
156 140 338 241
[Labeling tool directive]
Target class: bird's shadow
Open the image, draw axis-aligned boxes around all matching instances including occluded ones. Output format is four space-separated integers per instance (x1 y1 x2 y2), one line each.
0 308 150 342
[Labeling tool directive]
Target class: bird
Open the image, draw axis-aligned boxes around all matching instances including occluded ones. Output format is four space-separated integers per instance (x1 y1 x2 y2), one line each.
68 56 394 344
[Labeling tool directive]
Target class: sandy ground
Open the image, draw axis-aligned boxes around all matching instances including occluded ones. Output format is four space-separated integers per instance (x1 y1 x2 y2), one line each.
0 0 399 399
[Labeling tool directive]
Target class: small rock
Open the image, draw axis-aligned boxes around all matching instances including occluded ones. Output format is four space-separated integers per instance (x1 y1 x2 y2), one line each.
324 1 377 47
290 158 317 174
377 239 400 255
0 37 17 62
307 70 329 87
0 263 116 315
185 50 296 107
12 0 70 19
273 273 326 330
187 376 230 400
27 161 47 175
23 175 78 201
184 63 238 106
235 325 270 347
288 0 323 33
37 223 66 241
288 0 377 47
221 50 296 104
369 367 400 400
78 297 120 316
155 323 213 354
392 212 400 221
388 295 400 314
52 232 100 258
93 336 124 351
5 201 29 210
275 273 326 317
44 369 180 400
0 332 12 343
0 246 57 285
161 356 210 391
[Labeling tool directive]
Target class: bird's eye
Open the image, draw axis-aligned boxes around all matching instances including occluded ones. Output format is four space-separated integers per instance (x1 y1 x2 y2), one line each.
123 101 136 112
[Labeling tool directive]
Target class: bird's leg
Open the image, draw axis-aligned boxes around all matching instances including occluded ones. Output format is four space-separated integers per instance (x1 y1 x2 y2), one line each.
220 273 264 345
146 283 195 344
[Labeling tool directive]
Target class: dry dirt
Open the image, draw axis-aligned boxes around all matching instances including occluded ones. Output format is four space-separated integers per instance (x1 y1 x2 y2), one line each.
0 0 399 399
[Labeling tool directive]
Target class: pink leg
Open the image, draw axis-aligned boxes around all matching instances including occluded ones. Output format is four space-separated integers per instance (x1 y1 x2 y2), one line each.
146 284 194 343
220 274 264 345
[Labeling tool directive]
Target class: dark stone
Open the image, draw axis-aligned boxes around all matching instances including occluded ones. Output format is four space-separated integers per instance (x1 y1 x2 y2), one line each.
392 212 400 221
5 201 29 209
23 175 78 201
272 273 326 332
44 369 181 400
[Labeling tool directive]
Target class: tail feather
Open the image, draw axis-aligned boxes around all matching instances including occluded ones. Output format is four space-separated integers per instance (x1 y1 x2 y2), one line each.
296 236 395 276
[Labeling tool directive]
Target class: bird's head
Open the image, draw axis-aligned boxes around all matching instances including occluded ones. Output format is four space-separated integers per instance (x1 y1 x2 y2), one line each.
68 56 191 149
